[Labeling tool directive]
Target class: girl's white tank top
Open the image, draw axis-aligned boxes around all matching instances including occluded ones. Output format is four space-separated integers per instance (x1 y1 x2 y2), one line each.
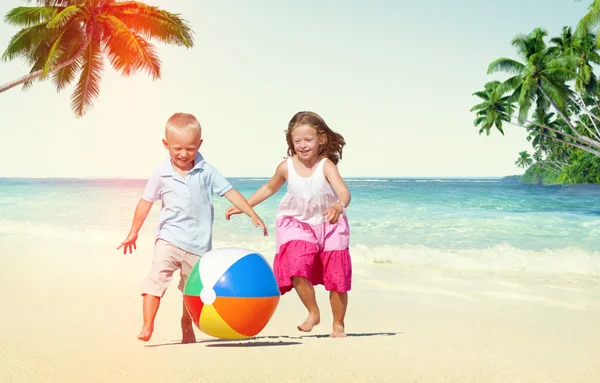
276 157 340 225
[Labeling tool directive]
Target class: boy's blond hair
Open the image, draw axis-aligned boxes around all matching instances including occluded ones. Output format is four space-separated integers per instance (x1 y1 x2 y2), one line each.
165 113 202 137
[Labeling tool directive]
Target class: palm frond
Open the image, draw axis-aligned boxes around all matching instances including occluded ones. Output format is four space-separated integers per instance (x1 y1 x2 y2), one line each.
474 116 487 127
539 78 568 113
1 21 50 61
25 1 77 6
511 34 528 59
52 57 82 91
71 39 104 117
517 79 536 124
4 6 60 27
47 5 83 29
576 8 600 36
108 2 194 47
543 68 579 83
471 91 489 100
547 55 583 70
99 14 160 79
496 75 523 97
487 58 526 75
494 118 505 135
51 23 85 90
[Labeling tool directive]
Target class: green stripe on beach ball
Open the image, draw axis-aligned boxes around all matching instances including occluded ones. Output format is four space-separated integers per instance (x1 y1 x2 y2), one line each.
184 258 203 296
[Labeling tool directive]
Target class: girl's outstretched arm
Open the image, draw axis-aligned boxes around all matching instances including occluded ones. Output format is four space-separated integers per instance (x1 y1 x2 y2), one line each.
324 160 351 208
225 160 287 219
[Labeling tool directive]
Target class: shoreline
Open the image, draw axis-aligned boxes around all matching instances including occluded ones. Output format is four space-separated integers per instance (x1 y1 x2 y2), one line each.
0 176 505 181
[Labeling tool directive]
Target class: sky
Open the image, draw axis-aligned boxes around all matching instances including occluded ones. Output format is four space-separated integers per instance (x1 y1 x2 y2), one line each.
0 0 593 178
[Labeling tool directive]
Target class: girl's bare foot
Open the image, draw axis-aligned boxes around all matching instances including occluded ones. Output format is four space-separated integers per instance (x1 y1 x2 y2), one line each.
137 326 153 342
329 324 347 338
297 313 320 332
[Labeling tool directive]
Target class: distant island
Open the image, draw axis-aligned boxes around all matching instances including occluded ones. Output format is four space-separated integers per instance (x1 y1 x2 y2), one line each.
500 175 523 184
502 154 600 185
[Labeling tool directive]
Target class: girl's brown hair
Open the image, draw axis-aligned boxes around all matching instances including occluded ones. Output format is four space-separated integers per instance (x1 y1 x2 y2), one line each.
285 111 346 165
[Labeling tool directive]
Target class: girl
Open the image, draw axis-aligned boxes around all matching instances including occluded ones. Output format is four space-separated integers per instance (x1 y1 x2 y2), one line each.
225 111 352 338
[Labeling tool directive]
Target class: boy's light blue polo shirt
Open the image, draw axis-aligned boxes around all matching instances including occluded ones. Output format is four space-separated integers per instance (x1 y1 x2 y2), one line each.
141 152 233 256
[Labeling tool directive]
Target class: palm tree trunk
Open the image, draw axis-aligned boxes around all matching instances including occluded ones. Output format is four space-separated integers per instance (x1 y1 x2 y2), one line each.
573 93 600 139
537 83 576 130
576 117 600 141
570 94 600 123
506 121 600 157
0 41 89 94
500 111 600 149
570 93 600 138
547 161 566 171
545 165 562 175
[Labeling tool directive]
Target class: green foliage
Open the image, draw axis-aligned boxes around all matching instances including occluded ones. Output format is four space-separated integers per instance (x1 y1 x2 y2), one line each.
520 150 600 184
558 151 600 183
473 2 600 184
521 164 560 184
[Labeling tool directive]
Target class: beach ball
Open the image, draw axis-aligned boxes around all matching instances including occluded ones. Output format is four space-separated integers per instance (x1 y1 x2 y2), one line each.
183 247 280 339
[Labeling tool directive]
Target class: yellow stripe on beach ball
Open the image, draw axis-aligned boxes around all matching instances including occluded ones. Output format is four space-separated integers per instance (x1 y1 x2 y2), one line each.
198 304 247 339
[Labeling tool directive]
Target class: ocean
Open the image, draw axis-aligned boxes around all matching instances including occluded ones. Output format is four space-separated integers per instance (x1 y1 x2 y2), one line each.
1 177 599 277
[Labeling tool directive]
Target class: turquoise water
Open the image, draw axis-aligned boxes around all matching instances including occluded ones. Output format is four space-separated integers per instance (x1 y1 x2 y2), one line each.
1 177 599 276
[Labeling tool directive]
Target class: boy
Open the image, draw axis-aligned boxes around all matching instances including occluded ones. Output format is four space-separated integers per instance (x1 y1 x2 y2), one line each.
117 112 268 343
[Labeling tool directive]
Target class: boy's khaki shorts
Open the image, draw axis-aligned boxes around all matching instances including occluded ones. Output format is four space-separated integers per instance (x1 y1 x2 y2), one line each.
141 239 201 297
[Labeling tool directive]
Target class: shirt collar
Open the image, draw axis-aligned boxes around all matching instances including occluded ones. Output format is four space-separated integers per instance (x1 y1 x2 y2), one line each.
158 151 205 176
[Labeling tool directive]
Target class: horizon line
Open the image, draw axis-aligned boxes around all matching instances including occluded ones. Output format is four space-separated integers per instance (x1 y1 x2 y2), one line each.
0 175 517 181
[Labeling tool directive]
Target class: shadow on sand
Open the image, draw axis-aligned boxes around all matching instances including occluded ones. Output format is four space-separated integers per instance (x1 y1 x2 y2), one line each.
144 331 400 348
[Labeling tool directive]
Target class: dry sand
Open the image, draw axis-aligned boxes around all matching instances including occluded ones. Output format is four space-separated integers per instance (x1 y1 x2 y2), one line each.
1 234 599 382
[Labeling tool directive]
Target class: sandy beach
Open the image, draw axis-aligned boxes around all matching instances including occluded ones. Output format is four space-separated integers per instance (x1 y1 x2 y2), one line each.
1 233 599 383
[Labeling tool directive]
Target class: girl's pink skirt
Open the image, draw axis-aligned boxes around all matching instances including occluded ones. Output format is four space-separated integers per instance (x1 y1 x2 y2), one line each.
273 215 352 295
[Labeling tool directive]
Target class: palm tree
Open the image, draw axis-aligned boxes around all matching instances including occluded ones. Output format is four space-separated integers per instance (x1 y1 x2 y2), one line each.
515 150 533 168
526 110 560 155
576 0 600 45
470 81 513 136
487 27 580 128
482 27 600 152
1 0 194 116
548 26 576 57
471 81 600 157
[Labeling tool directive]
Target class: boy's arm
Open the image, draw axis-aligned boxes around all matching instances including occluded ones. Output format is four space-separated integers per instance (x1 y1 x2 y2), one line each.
223 189 268 236
223 189 260 218
117 198 153 253
128 198 154 236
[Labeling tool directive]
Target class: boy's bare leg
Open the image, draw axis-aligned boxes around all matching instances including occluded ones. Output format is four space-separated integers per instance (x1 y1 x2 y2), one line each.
181 300 196 344
292 276 320 332
329 291 348 338
138 294 160 341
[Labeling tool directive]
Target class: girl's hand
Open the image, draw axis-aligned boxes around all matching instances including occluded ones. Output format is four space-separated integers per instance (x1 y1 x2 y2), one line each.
323 204 343 224
225 206 242 220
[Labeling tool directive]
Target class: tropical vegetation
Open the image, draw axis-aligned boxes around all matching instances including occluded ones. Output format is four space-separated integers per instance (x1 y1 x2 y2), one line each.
472 0 600 184
0 0 194 117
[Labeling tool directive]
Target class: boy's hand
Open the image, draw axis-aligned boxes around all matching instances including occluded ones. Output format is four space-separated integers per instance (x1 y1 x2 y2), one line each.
117 233 138 254
225 206 242 220
252 215 269 236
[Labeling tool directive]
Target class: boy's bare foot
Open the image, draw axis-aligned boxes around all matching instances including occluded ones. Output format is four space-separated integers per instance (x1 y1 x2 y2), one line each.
137 326 153 342
181 323 196 344
297 313 320 332
329 324 347 338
